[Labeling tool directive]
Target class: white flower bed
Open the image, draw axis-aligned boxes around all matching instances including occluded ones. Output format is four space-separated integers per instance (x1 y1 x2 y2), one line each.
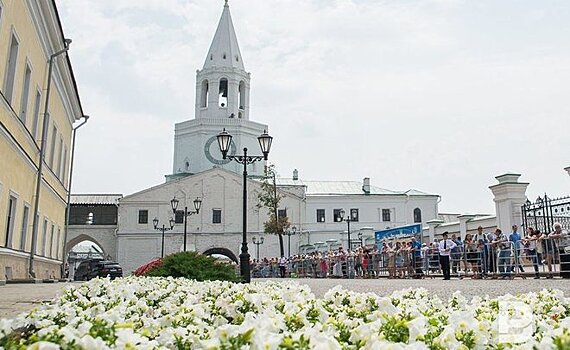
1 277 570 349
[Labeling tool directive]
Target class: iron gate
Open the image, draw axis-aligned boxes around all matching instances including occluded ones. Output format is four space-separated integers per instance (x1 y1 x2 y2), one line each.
522 195 570 234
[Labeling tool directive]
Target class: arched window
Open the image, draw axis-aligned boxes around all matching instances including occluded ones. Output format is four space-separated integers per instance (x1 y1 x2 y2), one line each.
414 208 422 223
200 80 209 108
219 78 228 107
238 81 245 110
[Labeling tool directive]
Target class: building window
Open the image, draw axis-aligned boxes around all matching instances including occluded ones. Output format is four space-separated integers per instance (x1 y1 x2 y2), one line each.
3 33 19 104
138 210 148 224
55 227 60 259
41 218 48 255
333 209 343 222
382 209 391 222
212 209 222 224
49 224 55 258
218 78 228 107
4 195 17 248
49 124 57 168
57 137 64 179
316 209 325 223
62 146 68 185
19 63 32 124
350 208 359 222
277 209 287 219
200 80 208 108
414 208 422 223
31 90 41 140
175 210 184 224
239 81 245 110
20 205 30 251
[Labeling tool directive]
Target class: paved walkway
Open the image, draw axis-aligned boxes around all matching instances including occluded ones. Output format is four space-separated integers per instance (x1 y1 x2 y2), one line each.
1 278 569 319
269 277 570 299
0 282 77 319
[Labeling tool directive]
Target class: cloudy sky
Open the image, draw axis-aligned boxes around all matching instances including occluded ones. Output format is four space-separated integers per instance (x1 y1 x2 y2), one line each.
58 0 570 214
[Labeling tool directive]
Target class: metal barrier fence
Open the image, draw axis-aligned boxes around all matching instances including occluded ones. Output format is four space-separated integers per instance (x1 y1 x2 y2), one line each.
250 238 569 279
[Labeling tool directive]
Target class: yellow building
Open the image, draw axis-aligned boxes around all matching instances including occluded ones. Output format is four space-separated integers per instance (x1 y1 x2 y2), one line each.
0 0 84 280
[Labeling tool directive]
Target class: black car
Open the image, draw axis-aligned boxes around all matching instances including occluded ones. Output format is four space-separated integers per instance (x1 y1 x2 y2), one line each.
74 259 123 281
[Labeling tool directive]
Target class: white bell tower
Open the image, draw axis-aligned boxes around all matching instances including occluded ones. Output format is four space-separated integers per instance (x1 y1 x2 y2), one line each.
195 0 250 121
171 1 268 180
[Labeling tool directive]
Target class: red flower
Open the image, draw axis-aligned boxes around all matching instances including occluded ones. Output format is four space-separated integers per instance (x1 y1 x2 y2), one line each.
133 258 163 276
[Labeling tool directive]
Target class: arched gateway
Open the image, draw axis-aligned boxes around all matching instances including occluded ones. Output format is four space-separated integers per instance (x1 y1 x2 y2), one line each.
202 247 239 264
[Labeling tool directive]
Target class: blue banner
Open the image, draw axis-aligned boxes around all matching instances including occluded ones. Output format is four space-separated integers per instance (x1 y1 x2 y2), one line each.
375 224 422 243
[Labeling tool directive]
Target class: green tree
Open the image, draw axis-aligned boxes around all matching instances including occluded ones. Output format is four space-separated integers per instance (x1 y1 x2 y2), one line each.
257 164 290 257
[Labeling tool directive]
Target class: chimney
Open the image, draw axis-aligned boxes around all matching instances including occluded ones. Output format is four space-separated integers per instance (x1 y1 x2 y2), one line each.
293 169 299 181
362 177 370 194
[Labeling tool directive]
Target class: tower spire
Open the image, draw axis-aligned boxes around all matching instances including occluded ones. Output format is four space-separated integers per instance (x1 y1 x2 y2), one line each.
203 1 244 70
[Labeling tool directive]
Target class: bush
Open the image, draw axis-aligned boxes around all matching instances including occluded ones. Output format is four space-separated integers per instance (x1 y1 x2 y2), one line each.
144 251 239 282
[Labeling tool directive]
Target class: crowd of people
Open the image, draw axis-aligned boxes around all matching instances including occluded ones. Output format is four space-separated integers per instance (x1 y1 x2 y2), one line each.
251 223 569 280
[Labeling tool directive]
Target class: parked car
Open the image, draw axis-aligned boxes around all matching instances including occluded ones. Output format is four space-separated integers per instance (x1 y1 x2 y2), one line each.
74 259 123 281
94 261 123 279
74 259 102 281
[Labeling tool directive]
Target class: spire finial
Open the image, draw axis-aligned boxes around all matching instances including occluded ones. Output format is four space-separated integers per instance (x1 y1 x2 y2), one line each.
224 0 229 7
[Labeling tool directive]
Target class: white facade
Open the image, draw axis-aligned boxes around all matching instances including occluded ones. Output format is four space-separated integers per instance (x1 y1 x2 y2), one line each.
117 168 304 273
276 175 439 250
171 2 267 178
114 169 440 273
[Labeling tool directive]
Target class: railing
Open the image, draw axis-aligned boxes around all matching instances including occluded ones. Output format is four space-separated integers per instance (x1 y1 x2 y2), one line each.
250 237 569 279
522 194 570 234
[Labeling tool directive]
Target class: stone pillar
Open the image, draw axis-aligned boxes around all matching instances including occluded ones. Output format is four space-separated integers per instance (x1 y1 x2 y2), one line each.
426 219 444 242
458 214 477 240
489 173 529 232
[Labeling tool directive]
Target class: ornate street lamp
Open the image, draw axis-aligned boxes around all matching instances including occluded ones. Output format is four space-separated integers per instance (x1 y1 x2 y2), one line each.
283 226 297 257
153 217 175 258
339 209 357 251
252 236 265 261
171 196 202 252
217 128 273 283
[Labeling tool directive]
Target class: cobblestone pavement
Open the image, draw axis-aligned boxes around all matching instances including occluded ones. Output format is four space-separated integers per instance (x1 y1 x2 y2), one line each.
268 277 570 299
0 282 78 319
2 278 569 320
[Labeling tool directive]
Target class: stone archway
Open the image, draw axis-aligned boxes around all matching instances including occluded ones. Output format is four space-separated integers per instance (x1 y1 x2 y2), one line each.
202 247 239 264
66 234 106 257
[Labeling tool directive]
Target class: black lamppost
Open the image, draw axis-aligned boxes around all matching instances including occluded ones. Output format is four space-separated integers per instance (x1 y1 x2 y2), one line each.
153 217 175 258
283 226 297 257
252 236 264 261
171 196 202 252
217 128 273 283
338 209 357 251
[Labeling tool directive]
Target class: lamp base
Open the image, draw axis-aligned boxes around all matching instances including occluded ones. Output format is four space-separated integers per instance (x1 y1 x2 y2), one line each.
239 252 251 283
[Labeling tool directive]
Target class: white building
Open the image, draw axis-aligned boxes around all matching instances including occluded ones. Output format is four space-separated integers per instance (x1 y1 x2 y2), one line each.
275 173 439 251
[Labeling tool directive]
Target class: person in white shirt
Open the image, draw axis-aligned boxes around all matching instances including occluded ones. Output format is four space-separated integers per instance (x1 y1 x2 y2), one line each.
439 231 457 280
